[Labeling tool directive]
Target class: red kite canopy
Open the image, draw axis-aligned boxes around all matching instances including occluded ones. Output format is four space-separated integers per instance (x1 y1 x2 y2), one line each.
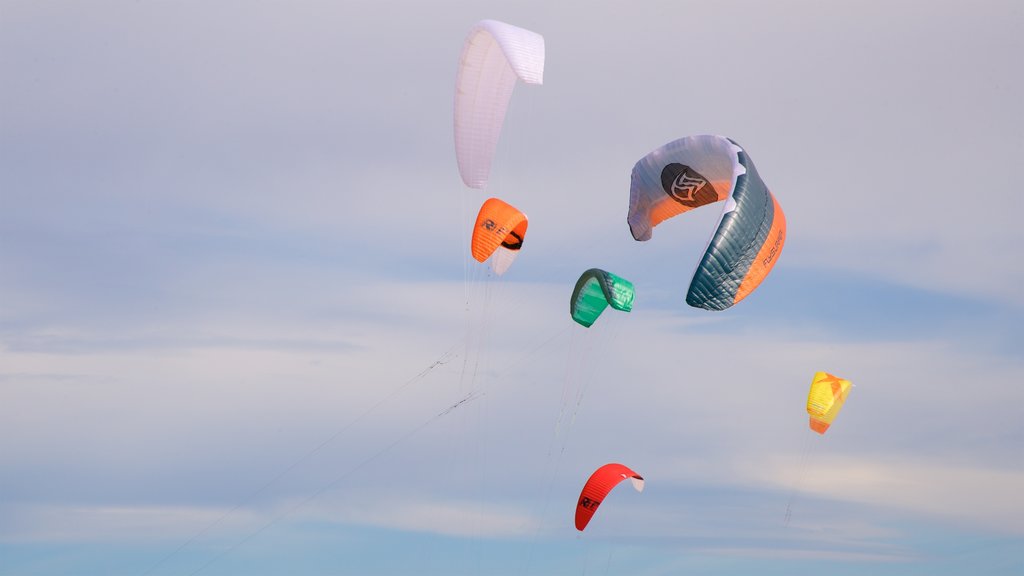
575 463 644 531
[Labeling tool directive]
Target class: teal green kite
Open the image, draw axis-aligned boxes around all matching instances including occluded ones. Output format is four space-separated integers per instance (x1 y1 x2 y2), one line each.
570 269 635 327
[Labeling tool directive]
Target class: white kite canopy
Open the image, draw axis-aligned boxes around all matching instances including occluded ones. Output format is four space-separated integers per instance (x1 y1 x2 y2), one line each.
454 19 545 189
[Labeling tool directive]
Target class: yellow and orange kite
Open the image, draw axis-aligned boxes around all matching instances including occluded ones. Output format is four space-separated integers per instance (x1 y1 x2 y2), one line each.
806 372 852 434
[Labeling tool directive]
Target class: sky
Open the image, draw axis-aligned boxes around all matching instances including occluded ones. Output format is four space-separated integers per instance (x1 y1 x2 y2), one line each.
1 1 1022 575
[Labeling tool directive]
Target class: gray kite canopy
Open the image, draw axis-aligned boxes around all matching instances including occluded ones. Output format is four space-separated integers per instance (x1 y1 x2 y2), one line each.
627 135 786 311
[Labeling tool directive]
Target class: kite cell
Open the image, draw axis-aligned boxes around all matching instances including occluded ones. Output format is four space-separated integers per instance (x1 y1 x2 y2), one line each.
570 269 635 327
807 372 852 434
454 20 545 189
627 135 786 311
471 197 528 275
575 463 644 531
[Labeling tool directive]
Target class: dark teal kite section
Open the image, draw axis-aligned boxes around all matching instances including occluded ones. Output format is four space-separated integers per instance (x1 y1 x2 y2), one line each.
686 142 776 311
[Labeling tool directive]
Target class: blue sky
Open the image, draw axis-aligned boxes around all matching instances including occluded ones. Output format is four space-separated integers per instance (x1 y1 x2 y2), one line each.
1 1 1022 575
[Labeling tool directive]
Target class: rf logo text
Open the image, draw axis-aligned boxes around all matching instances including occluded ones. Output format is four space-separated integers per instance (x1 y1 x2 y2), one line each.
481 218 508 236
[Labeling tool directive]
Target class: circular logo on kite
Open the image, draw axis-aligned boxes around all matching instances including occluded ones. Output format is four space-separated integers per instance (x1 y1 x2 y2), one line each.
660 163 716 207
481 219 496 231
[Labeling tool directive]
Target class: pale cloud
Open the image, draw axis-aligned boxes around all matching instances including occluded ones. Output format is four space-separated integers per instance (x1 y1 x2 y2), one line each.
311 498 540 539
0 503 261 544
746 456 1024 535
692 546 917 563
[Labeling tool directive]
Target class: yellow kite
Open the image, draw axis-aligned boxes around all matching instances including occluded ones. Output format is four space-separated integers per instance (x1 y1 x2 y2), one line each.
806 372 852 434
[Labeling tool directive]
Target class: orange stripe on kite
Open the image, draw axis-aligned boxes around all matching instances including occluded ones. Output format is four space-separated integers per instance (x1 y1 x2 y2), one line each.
734 191 786 306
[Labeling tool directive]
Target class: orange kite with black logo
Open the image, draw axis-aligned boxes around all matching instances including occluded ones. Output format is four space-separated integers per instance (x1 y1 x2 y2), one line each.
471 197 528 275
